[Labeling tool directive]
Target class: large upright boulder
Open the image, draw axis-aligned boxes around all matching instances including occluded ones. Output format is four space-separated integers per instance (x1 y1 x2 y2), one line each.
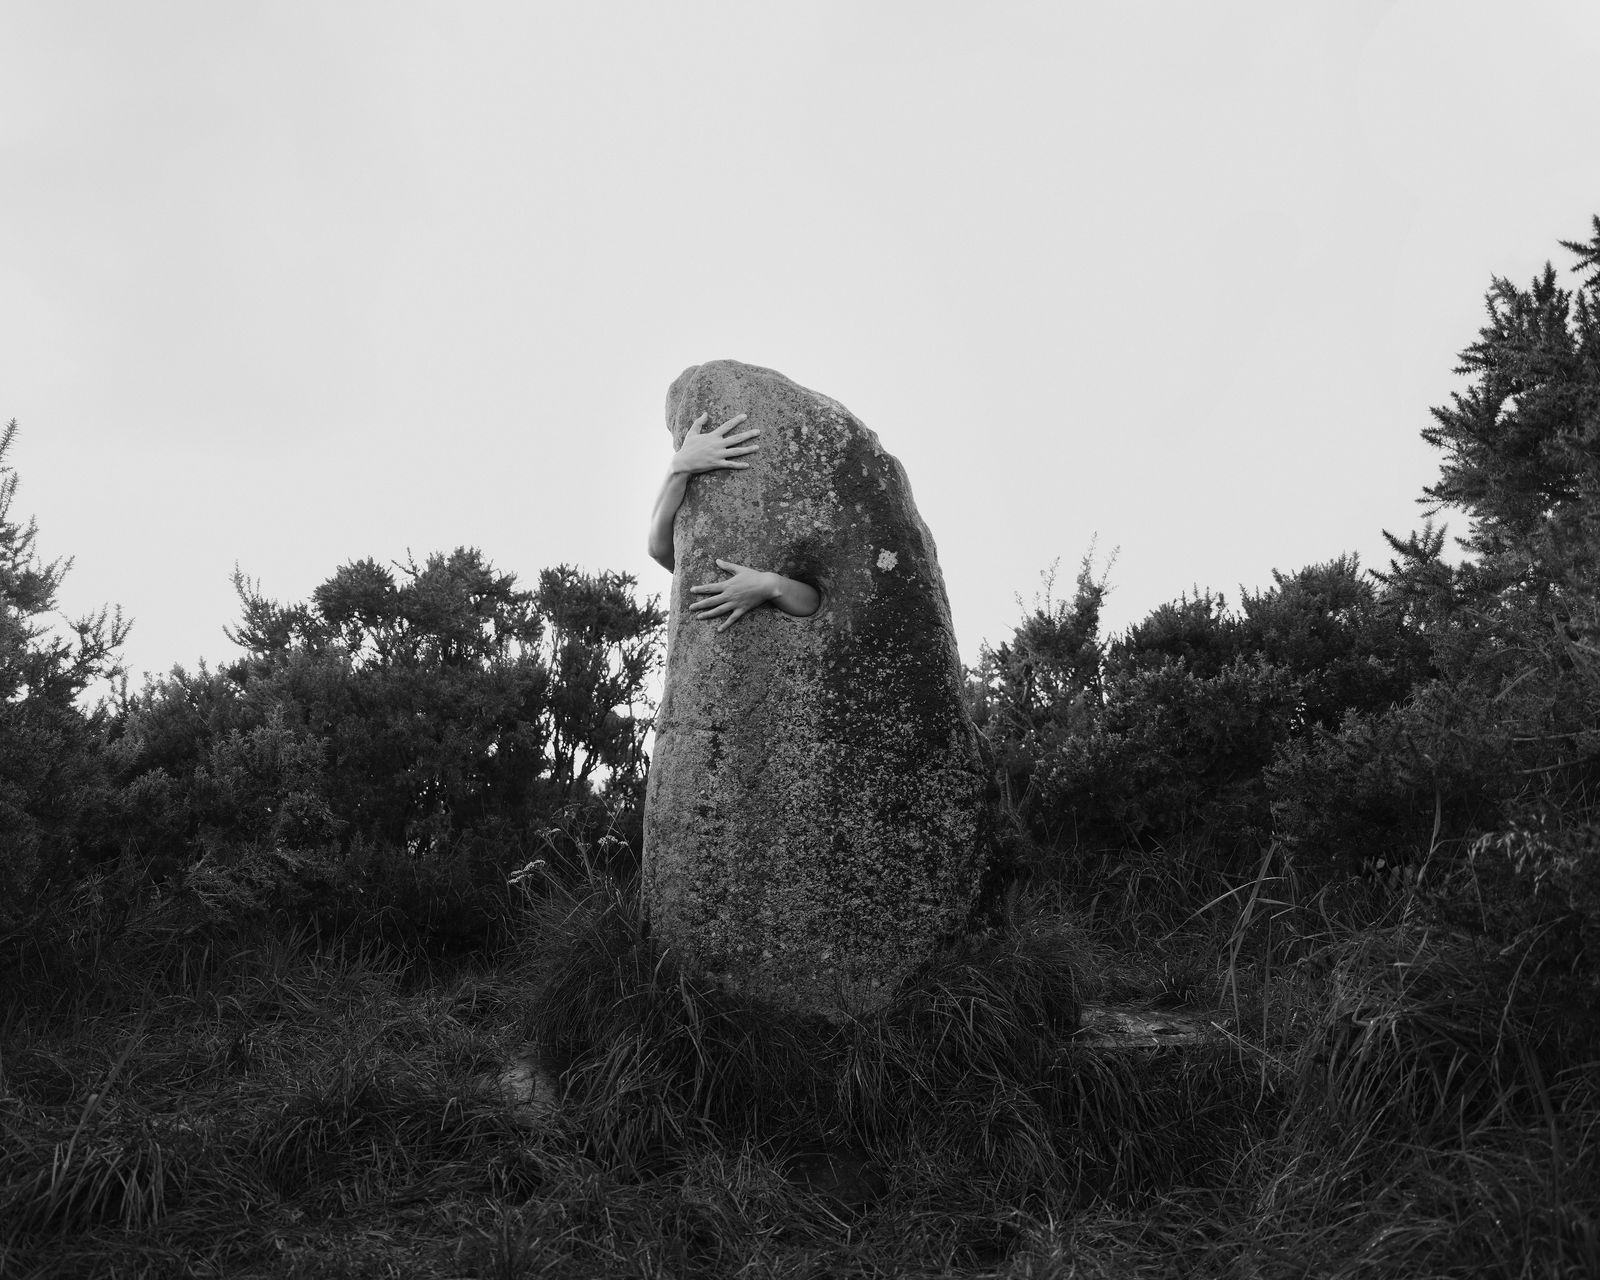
644 359 991 1017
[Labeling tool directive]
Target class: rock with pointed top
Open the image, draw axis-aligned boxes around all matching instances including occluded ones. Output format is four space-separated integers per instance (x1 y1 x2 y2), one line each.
644 359 991 1017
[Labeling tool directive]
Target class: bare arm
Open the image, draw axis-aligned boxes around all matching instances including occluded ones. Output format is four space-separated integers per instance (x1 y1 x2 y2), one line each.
648 471 690 571
690 560 821 632
648 412 759 571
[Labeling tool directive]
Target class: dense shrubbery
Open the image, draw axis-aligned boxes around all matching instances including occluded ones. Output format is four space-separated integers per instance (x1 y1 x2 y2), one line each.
974 555 1434 887
970 220 1600 1026
120 553 660 949
0 484 663 967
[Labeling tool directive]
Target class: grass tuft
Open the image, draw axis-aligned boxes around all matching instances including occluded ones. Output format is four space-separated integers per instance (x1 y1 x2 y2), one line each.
1300 924 1560 1139
515 868 1088 1204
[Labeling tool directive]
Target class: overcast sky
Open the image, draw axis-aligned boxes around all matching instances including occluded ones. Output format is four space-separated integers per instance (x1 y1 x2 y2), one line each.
4 0 1599 688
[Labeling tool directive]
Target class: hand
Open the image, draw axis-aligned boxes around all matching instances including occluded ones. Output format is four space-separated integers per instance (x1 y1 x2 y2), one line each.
672 412 760 476
689 559 779 632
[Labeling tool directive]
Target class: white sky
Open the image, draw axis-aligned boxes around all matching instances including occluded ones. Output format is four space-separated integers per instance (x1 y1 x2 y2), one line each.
4 0 1599 687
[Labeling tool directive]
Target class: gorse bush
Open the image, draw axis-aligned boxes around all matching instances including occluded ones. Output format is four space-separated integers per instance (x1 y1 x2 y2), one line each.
118 550 662 858
94 551 665 952
1277 218 1600 1006
972 219 1600 1017
0 430 664 976
974 556 1434 900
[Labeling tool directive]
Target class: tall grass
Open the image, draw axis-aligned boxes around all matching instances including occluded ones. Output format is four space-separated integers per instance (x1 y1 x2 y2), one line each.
516 867 1092 1199
3 852 1596 1278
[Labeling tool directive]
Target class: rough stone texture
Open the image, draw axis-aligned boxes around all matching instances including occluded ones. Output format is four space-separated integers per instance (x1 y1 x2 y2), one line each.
493 1046 559 1128
1071 1005 1222 1050
643 359 991 1017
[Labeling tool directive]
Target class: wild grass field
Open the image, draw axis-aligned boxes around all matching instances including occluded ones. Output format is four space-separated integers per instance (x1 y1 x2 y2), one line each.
3 845 1595 1279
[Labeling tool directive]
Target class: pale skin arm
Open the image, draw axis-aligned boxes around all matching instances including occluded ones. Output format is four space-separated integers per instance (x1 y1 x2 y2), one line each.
689 558 822 633
649 412 822 632
648 411 758 571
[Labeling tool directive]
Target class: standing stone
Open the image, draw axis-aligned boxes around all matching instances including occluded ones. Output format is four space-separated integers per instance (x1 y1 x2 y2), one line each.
643 359 991 1018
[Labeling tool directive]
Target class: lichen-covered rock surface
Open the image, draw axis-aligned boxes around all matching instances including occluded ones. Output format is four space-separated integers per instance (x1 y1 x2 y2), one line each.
644 359 991 1017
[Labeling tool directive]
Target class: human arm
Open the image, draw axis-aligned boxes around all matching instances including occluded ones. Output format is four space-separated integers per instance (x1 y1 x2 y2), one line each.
647 472 690 571
647 412 760 571
689 559 821 632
